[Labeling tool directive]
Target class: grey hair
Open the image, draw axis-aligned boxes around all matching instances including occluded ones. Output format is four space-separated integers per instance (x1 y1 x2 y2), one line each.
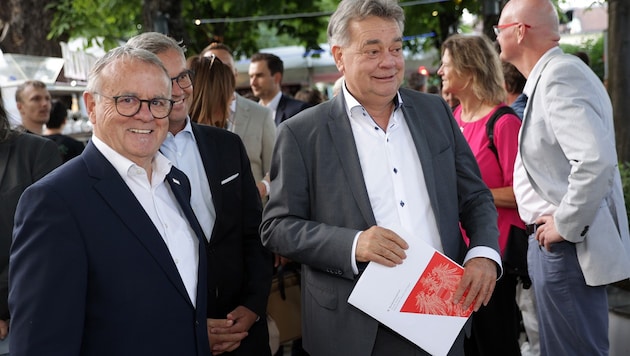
327 0 405 48
126 31 186 57
86 46 169 94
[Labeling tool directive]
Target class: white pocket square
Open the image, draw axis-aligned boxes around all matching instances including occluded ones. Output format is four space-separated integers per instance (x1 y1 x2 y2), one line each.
221 173 239 185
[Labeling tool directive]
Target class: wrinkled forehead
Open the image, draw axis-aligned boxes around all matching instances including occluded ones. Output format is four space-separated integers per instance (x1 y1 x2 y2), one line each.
100 59 171 97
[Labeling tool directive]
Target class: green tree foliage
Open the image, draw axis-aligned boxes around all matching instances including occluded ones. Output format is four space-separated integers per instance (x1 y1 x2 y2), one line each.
48 0 141 50
559 35 605 81
48 0 488 56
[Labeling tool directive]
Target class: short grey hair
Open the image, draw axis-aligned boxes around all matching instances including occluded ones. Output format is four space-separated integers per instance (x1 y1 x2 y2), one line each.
126 31 186 58
86 46 169 94
327 0 405 48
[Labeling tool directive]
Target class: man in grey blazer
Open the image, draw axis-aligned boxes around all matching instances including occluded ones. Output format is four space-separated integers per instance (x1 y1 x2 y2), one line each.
260 1 501 355
498 0 630 355
203 43 276 199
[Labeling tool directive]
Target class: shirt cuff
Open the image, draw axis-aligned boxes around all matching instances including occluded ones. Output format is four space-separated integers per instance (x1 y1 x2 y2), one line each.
261 179 271 196
464 246 503 279
351 231 361 275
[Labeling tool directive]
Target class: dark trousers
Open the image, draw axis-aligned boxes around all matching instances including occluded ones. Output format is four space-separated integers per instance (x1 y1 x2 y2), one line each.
465 273 522 356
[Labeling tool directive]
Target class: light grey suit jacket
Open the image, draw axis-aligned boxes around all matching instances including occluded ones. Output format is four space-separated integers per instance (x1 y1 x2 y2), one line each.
231 94 276 183
520 47 630 286
260 88 499 355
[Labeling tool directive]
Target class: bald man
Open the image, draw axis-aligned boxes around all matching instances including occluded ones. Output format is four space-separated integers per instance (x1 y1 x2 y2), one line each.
497 1 630 355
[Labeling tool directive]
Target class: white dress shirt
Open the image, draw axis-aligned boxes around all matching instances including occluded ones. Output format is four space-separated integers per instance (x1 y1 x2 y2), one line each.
263 91 283 122
92 135 199 306
513 47 559 224
342 86 501 273
161 117 216 241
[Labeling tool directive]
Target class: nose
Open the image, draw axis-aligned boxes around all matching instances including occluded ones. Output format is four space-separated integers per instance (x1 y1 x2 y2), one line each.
136 101 156 121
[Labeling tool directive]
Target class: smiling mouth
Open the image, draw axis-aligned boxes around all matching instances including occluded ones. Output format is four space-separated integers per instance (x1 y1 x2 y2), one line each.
129 129 152 134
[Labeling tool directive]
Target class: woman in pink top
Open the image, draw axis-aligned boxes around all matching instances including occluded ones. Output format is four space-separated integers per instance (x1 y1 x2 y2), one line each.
438 34 524 356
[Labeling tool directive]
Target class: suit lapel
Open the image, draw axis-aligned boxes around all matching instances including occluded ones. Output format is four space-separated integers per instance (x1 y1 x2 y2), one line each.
400 95 441 218
190 123 223 234
275 95 287 125
83 142 194 306
327 94 377 226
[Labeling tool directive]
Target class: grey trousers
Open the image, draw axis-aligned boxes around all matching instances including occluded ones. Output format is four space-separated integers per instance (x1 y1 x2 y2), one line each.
528 237 609 356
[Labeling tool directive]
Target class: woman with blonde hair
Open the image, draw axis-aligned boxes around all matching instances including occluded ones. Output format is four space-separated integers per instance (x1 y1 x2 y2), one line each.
188 54 235 128
438 34 524 356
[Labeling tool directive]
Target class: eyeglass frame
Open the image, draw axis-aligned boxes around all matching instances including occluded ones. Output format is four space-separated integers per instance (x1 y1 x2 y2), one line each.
493 22 531 36
94 93 175 119
171 70 194 89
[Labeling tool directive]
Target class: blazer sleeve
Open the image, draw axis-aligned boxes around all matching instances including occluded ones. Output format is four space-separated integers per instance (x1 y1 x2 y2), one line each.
536 57 618 241
0 135 61 320
10 183 88 354
235 138 273 315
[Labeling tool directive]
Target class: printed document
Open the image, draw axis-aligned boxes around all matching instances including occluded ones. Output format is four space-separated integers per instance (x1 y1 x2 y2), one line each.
348 235 472 356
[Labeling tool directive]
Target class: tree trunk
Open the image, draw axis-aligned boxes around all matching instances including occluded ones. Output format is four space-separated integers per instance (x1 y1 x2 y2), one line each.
609 0 630 163
0 0 65 56
142 0 189 47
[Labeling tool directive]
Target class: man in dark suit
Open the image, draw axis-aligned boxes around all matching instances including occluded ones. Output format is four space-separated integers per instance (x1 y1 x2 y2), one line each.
248 52 309 126
260 1 501 355
9 46 210 355
0 91 61 352
127 33 273 356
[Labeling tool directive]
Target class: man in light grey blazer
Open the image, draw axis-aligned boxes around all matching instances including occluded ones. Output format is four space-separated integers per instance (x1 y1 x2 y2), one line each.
203 43 276 199
498 0 630 355
260 1 501 355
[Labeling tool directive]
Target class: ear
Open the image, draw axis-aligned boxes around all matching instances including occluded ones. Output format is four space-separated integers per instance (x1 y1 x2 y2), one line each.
273 72 282 85
516 25 527 44
331 45 344 73
83 91 97 125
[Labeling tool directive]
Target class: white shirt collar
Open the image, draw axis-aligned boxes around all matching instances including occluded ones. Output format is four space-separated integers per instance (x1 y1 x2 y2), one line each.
265 90 283 112
91 135 172 182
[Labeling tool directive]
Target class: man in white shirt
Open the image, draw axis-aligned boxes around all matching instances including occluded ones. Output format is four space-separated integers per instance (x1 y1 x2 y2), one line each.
128 33 273 356
248 53 309 126
498 0 630 354
9 46 210 355
260 1 501 355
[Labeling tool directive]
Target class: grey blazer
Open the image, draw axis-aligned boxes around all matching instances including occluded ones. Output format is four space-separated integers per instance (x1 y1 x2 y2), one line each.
231 94 276 183
520 48 630 286
260 88 499 355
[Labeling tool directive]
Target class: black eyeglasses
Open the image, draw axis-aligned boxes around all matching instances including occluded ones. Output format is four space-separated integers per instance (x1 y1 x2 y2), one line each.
96 93 174 119
171 70 194 89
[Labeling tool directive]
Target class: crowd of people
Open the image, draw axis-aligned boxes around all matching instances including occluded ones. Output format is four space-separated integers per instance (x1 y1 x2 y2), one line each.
1 0 629 355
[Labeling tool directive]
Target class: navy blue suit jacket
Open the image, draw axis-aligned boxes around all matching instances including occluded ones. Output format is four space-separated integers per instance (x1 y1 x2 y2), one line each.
274 94 309 126
9 142 210 356
190 123 273 355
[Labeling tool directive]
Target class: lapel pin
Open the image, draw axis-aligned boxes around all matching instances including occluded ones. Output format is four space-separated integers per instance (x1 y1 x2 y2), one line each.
172 178 181 185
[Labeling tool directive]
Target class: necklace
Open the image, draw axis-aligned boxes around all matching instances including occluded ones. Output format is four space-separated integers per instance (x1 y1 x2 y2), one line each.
459 102 484 132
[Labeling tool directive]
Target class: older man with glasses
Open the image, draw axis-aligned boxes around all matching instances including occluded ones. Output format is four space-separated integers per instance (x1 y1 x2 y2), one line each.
127 32 273 356
498 0 630 355
9 45 211 355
